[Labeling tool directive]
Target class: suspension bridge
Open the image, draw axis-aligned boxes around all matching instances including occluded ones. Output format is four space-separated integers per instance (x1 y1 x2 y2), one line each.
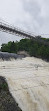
0 19 36 39
0 19 49 39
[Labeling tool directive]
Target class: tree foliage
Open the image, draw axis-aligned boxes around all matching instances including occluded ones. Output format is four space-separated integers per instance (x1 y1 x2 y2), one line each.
1 37 49 61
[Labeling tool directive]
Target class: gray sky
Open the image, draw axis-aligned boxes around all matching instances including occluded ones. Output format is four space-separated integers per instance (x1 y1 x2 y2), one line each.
0 0 49 45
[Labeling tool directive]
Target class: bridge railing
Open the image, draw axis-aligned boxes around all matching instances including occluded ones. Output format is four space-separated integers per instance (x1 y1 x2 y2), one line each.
0 20 36 38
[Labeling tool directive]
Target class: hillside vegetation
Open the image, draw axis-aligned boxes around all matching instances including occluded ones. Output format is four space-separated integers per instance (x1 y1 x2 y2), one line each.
1 36 49 61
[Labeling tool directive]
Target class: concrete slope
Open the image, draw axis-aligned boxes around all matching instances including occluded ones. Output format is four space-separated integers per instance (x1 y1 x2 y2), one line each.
0 57 49 111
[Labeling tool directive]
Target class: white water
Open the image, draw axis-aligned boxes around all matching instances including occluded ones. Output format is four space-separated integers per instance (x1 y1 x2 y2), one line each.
0 57 49 111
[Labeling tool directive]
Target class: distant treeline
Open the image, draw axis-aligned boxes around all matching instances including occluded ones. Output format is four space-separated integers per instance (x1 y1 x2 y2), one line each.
1 36 49 61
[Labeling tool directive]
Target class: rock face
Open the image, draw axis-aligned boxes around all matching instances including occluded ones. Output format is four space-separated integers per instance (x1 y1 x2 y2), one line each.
0 52 25 60
0 76 22 111
17 51 30 57
0 57 49 111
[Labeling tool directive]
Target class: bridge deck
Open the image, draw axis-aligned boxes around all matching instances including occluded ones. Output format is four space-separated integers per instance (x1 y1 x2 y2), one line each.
0 23 34 38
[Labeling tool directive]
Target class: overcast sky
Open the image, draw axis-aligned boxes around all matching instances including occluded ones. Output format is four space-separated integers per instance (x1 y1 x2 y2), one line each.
0 0 49 45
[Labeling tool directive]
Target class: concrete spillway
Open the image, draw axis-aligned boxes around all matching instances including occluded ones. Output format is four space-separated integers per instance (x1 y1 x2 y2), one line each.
0 57 49 111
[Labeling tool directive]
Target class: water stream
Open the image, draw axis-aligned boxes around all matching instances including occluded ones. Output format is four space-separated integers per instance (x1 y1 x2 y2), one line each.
0 57 49 111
